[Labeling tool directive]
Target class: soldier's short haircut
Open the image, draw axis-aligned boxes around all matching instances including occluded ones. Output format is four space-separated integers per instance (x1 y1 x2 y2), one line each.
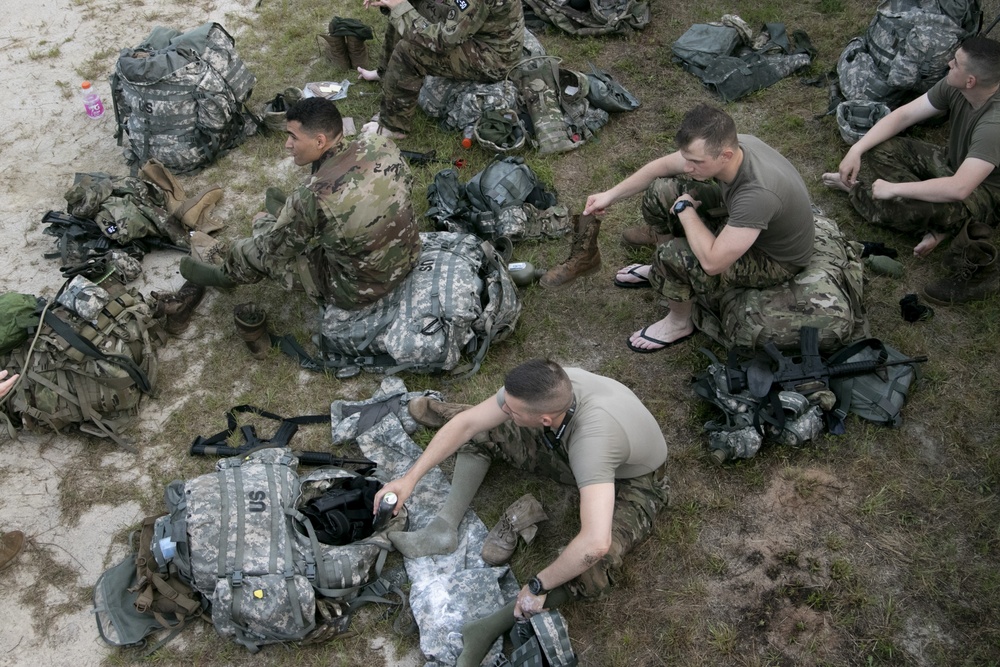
286 97 344 139
960 37 1000 87
504 359 573 413
675 103 739 157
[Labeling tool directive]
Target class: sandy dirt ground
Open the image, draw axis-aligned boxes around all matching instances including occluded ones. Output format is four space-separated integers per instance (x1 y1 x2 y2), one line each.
0 1 418 665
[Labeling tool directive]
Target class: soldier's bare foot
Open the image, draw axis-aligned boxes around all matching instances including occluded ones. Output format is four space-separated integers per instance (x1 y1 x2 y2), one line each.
360 121 406 140
357 67 379 81
914 231 945 258
627 313 694 352
821 172 852 192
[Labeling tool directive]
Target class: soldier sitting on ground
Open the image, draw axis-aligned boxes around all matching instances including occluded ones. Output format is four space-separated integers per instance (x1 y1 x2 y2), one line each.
179 97 421 322
584 104 815 352
376 358 668 667
357 0 524 138
822 36 1000 305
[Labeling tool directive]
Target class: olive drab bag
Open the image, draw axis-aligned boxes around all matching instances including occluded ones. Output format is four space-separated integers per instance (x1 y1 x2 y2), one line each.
0 281 158 451
827 338 921 428
111 22 261 174
155 448 405 651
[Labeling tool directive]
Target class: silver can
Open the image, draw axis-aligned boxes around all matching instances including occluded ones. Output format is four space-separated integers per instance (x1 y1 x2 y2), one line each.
373 492 397 531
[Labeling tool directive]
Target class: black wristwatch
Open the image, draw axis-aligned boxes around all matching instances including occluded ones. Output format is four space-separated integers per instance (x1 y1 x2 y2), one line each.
672 199 694 215
527 576 548 596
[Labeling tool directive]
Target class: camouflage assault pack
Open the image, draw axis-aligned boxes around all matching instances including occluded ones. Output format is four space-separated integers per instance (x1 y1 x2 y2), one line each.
836 0 981 114
282 233 521 378
112 22 261 174
0 281 158 451
692 212 869 353
96 447 405 652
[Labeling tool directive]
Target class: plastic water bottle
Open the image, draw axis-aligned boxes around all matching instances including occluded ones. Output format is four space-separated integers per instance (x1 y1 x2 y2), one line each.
461 126 474 149
80 81 105 119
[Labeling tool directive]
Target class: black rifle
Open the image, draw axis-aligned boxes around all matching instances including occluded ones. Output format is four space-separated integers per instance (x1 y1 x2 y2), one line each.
189 405 376 471
732 327 927 400
400 149 467 168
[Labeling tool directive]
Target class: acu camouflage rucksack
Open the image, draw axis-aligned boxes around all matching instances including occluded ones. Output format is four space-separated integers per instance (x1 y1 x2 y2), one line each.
111 22 260 174
155 448 404 651
0 280 158 451
279 232 522 379
836 0 981 112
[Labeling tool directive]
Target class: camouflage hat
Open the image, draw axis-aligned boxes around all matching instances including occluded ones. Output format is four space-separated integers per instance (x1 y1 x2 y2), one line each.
836 100 890 145
474 108 526 152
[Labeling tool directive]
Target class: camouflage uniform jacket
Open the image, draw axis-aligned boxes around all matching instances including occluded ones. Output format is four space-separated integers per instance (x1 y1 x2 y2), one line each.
388 0 524 79
227 133 421 309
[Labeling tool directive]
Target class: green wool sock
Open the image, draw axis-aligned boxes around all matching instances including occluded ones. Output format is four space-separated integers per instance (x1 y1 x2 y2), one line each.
389 452 490 559
456 586 572 667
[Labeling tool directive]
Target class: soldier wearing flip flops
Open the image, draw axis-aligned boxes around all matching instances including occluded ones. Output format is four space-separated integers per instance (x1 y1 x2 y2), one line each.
584 104 815 353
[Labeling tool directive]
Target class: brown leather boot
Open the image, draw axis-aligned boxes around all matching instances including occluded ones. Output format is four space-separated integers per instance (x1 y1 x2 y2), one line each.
151 281 206 335
317 34 351 72
0 530 25 570
481 494 548 566
407 396 473 429
621 224 671 248
539 214 601 289
923 240 999 305
345 35 369 70
233 303 271 359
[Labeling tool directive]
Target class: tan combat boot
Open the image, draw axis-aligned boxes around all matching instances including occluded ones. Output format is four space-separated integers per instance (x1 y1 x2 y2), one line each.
539 214 601 289
923 240 999 305
317 34 351 72
481 494 548 566
621 224 671 248
408 396 473 429
233 303 271 359
0 530 25 570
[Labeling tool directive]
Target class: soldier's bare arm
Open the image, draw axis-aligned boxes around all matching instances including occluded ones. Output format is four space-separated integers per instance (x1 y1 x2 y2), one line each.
871 157 995 202
0 370 19 398
583 151 687 215
514 482 615 618
674 195 761 275
373 396 508 512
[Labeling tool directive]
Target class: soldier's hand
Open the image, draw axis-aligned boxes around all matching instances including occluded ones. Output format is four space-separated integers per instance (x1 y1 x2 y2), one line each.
374 478 414 516
514 586 547 619
838 153 862 188
583 192 613 216
871 179 895 200
0 370 20 399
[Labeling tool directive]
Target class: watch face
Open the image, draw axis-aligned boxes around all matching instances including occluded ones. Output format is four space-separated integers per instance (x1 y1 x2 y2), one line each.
529 577 543 595
673 200 688 213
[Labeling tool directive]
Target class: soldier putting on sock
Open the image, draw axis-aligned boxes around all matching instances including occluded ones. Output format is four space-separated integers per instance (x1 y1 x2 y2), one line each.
374 358 668 667
822 36 1000 305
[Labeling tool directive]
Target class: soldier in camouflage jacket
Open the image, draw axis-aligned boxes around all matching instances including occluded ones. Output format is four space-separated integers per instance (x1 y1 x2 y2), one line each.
362 0 524 134
221 98 421 310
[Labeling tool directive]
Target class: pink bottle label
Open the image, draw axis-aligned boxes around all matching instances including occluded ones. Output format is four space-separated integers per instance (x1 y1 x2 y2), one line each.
84 96 104 119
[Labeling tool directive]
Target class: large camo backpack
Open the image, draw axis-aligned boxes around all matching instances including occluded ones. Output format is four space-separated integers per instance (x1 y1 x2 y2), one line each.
111 22 260 174
836 0 981 111
279 232 522 378
96 448 405 652
0 280 158 451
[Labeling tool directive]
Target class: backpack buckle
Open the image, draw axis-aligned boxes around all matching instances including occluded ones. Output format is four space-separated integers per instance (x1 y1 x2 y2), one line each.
231 571 243 587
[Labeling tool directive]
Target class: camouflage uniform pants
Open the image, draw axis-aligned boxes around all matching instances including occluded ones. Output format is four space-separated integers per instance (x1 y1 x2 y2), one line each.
849 136 1000 236
643 178 797 303
379 8 508 132
460 420 669 599
224 208 314 299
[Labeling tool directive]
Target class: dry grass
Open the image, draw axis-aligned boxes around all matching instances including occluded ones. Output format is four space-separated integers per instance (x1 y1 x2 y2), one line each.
89 0 1000 664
